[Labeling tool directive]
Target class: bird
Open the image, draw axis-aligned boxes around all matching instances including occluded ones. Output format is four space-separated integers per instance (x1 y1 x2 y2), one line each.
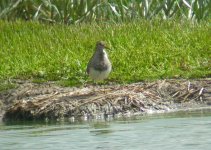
86 41 112 82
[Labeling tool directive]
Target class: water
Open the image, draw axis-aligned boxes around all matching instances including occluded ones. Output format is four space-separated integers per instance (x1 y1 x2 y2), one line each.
1 109 211 150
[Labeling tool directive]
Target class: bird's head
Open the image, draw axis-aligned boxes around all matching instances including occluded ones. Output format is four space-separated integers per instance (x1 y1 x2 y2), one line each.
96 41 110 50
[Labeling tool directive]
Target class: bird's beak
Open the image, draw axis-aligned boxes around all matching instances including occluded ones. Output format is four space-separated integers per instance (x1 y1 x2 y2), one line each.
105 45 111 50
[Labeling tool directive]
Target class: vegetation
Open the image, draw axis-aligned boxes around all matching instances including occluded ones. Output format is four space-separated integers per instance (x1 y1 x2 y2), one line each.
0 20 210 87
0 0 210 87
0 0 210 24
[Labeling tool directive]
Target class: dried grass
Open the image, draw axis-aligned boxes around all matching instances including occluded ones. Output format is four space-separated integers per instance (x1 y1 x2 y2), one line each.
2 79 211 121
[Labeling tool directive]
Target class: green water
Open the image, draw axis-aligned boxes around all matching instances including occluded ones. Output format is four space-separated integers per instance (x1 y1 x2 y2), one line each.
1 109 211 150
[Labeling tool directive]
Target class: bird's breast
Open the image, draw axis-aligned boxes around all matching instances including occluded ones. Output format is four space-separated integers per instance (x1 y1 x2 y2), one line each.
92 51 111 71
88 67 111 81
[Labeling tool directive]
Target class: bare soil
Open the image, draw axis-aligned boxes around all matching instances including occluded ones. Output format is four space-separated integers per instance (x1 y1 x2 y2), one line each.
0 79 211 122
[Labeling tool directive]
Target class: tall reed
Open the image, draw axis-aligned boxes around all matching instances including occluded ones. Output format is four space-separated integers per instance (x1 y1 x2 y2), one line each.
0 0 210 24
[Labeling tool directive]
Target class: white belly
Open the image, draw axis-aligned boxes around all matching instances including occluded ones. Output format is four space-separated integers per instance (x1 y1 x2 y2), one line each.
88 67 111 81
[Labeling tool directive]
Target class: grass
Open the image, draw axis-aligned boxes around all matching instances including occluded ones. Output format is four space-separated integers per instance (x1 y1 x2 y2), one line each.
0 20 210 87
0 80 16 92
0 0 210 23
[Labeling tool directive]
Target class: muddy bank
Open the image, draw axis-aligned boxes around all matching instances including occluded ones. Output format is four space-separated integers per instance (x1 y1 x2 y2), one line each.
0 79 211 121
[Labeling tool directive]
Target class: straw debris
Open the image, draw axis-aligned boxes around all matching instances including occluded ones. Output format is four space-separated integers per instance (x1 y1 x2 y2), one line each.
1 79 210 121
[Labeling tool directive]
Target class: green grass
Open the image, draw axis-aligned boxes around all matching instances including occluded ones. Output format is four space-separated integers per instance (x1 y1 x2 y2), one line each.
0 80 16 92
0 20 210 86
0 0 210 23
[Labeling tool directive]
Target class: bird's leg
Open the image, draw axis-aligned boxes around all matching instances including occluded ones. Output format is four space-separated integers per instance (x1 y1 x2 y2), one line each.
92 80 97 94
100 82 106 94
103 84 106 94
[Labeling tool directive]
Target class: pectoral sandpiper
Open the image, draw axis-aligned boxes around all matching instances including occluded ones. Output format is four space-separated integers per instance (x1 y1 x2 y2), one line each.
86 41 112 82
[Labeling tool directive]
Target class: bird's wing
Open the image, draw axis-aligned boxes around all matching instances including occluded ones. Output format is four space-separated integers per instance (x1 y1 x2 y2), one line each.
86 62 90 74
86 56 94 74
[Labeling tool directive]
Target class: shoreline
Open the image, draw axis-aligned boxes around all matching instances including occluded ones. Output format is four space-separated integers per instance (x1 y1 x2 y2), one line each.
0 79 210 122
